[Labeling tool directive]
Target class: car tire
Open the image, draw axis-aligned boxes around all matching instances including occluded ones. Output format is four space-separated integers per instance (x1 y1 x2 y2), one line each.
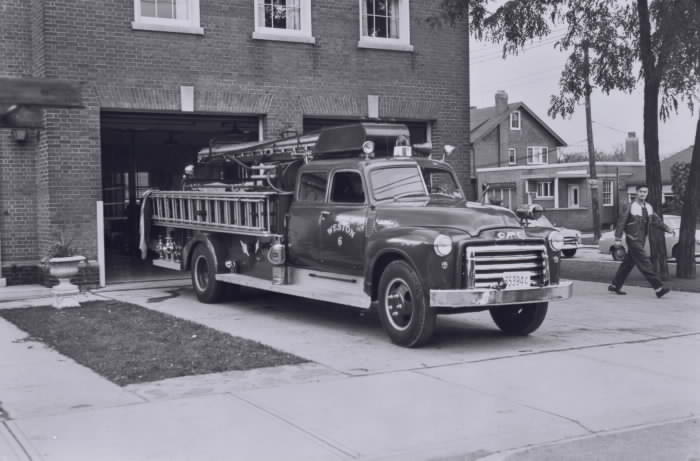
377 260 436 348
611 246 626 261
490 302 548 336
191 244 226 303
562 249 576 258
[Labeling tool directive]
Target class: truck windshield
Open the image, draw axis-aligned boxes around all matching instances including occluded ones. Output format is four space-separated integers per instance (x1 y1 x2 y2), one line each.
371 166 426 201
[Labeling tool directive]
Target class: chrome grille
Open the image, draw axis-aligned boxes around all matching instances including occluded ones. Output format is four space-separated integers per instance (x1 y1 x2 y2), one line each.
564 236 578 244
465 243 549 289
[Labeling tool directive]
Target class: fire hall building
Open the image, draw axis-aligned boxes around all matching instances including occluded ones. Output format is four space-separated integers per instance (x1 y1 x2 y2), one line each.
0 0 471 286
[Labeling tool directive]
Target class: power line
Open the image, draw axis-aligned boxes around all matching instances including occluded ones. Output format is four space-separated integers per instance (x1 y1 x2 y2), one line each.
593 120 628 134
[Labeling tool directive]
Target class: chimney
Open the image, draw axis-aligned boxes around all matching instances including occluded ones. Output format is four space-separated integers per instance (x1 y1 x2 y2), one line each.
625 131 639 162
495 90 508 114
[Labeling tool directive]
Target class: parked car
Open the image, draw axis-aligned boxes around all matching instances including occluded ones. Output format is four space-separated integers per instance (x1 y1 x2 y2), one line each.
524 215 582 258
598 215 700 261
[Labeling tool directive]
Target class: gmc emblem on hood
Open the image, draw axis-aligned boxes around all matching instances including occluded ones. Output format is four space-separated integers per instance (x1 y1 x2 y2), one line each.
496 231 524 240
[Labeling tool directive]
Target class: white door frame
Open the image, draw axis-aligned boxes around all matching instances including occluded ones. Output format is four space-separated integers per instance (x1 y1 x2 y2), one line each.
568 184 580 208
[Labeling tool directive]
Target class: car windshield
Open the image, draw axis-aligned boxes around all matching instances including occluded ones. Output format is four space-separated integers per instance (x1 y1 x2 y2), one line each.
370 166 426 201
527 215 554 227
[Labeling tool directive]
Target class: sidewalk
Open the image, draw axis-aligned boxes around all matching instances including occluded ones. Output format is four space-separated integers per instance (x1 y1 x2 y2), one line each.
1 281 698 460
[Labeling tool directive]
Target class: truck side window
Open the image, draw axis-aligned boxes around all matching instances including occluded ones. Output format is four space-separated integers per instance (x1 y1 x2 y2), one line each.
331 171 365 204
298 171 329 202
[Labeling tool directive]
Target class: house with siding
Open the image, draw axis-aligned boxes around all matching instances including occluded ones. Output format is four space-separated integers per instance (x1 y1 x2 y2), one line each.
472 91 650 231
0 0 471 286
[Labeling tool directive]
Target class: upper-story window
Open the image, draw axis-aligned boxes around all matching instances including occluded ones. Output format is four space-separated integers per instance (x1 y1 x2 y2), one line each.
510 111 521 130
527 146 549 165
508 148 517 165
253 0 315 44
358 0 413 52
132 0 203 35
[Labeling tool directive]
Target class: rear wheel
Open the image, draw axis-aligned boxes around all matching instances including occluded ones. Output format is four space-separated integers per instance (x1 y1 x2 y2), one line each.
191 245 226 303
377 261 436 347
562 249 577 258
490 302 548 336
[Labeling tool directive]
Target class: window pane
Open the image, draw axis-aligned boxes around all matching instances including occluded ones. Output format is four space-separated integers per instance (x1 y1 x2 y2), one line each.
371 167 426 201
141 0 156 17
366 0 375 15
331 172 365 203
422 168 463 199
299 172 328 202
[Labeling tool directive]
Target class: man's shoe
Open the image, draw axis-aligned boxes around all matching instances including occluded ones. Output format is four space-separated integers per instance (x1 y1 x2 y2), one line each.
608 285 627 295
656 287 670 298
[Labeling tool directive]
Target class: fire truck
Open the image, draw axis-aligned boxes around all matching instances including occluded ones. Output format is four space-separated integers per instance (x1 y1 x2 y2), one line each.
140 123 573 347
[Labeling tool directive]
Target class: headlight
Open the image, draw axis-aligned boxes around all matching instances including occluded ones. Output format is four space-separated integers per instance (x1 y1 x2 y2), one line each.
548 231 565 252
433 234 453 257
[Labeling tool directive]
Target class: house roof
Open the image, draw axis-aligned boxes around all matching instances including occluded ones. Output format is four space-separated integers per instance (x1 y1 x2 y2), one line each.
660 145 693 183
470 102 567 147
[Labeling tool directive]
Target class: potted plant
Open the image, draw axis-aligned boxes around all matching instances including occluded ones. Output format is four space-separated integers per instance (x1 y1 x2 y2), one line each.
44 232 85 308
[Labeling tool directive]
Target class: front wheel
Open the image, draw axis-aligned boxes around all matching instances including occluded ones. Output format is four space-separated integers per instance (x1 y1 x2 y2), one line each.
490 302 548 336
191 244 226 303
562 249 577 258
377 261 436 347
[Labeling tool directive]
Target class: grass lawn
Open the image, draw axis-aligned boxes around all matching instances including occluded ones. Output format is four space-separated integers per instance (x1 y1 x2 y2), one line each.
0 300 308 386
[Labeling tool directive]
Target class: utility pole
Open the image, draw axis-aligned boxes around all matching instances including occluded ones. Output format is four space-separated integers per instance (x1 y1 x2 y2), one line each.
583 44 601 241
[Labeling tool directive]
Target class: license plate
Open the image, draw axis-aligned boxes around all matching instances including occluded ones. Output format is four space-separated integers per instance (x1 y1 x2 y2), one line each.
502 272 531 288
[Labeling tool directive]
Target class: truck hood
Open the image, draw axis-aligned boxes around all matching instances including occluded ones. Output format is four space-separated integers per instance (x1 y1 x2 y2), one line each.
374 200 522 236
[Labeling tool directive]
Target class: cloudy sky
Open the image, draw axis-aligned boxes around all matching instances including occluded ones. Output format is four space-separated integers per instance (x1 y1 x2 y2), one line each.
470 29 697 159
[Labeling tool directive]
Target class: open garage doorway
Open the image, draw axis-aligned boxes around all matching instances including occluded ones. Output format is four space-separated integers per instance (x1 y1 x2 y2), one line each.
100 111 259 284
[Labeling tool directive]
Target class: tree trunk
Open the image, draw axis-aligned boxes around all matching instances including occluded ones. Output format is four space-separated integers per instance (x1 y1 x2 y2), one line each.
583 46 601 242
643 79 669 280
676 116 700 278
637 0 668 280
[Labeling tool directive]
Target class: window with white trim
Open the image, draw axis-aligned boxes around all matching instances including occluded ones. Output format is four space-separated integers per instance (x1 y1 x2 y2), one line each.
527 146 548 165
253 0 314 43
132 0 203 34
603 180 614 206
510 111 521 130
528 180 554 198
488 187 514 208
508 148 516 165
358 0 413 51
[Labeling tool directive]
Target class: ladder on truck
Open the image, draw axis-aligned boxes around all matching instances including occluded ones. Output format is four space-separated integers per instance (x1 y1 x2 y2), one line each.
149 190 285 237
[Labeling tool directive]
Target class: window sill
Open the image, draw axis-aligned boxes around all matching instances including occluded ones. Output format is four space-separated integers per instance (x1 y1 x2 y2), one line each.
252 30 316 44
131 21 204 35
357 39 414 52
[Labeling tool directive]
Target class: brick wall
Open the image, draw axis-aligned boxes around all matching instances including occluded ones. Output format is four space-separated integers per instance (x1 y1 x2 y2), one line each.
0 0 471 283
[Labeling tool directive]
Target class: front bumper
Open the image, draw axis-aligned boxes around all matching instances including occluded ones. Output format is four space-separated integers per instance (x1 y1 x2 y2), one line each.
430 281 574 309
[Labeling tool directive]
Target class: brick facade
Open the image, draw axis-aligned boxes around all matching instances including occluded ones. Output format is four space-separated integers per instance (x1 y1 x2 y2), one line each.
0 0 471 285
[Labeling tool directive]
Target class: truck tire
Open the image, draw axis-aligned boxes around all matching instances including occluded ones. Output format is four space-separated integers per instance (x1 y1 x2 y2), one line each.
191 245 226 303
377 261 436 347
562 249 576 258
490 302 548 336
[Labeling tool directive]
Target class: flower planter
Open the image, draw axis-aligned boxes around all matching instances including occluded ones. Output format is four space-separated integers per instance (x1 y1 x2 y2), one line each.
48 255 85 308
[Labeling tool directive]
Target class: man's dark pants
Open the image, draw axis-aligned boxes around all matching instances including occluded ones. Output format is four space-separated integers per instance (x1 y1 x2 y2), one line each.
612 237 663 290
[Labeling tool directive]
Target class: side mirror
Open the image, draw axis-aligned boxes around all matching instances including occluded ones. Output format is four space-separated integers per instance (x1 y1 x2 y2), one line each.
184 165 195 176
443 145 456 157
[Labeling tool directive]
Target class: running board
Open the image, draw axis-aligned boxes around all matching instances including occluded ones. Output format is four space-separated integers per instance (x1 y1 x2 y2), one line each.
215 268 371 309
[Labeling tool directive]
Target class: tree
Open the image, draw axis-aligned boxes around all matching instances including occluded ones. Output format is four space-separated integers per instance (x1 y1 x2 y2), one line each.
432 0 699 276
676 122 699 278
431 0 636 243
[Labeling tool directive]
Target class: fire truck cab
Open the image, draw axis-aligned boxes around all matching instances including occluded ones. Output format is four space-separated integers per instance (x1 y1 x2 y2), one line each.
142 123 573 347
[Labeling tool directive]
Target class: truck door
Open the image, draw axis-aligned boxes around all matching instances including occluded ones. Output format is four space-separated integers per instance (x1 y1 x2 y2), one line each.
319 170 368 275
288 170 329 268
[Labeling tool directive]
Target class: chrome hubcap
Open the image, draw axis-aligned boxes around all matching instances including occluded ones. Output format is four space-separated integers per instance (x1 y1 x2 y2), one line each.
385 278 413 331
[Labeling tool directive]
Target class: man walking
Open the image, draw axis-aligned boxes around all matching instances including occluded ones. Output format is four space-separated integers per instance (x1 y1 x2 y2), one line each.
609 185 674 297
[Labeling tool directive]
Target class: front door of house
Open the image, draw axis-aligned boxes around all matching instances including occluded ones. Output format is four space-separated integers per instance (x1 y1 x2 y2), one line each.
568 184 580 208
